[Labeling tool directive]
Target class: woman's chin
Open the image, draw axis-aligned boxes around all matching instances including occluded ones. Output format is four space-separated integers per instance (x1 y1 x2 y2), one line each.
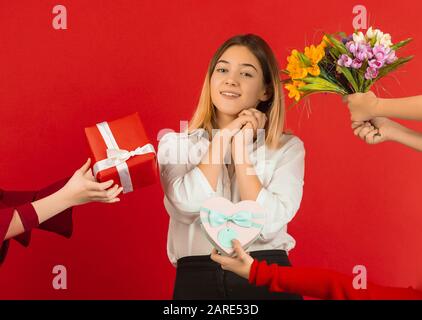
214 106 243 117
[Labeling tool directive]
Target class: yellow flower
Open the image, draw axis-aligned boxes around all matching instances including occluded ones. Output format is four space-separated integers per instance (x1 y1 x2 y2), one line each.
320 35 331 49
289 67 308 80
285 81 305 102
287 49 308 79
304 45 325 66
307 64 321 76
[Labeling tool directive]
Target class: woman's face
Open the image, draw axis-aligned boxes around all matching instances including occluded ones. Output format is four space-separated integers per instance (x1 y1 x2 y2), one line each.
210 45 269 117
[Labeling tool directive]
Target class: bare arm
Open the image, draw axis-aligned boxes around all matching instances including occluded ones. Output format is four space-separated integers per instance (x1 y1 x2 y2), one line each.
232 123 262 201
390 124 422 151
346 92 422 121
5 189 71 240
353 117 422 152
197 113 259 191
4 159 122 240
197 130 232 191
376 95 422 120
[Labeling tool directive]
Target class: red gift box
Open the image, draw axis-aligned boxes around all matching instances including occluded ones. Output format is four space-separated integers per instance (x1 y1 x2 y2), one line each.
84 112 158 193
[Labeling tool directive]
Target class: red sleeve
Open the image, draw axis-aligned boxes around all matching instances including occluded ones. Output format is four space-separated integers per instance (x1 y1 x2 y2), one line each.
249 259 422 300
0 195 14 263
33 178 73 238
0 178 73 264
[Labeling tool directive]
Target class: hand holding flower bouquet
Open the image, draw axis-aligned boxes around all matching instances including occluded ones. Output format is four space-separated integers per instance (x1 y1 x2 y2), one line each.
284 27 413 103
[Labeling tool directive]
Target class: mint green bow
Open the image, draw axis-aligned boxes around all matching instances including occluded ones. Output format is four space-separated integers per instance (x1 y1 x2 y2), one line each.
200 207 262 229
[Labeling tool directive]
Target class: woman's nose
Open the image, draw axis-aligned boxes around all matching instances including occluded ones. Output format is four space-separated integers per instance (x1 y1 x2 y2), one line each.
225 77 238 86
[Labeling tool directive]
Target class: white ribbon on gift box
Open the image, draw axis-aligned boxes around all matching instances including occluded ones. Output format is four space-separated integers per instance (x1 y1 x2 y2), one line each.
92 121 156 194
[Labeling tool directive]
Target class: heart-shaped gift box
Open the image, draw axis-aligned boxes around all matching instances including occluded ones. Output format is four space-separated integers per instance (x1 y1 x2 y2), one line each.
200 197 266 256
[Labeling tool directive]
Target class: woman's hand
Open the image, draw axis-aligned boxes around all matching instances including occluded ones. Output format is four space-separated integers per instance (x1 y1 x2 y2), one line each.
222 110 259 139
61 158 123 207
210 239 254 279
352 117 402 144
344 91 380 122
238 108 267 139
231 108 267 163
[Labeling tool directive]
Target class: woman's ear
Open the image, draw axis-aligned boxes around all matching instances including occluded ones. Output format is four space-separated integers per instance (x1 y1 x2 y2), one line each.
259 86 272 102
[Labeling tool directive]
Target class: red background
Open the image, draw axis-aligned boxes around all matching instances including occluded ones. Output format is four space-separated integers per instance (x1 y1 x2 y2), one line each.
0 0 421 299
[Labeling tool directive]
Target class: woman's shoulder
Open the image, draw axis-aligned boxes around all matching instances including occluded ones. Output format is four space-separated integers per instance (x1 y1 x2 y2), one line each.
259 133 304 163
279 133 304 152
261 133 304 158
159 128 208 145
157 129 209 165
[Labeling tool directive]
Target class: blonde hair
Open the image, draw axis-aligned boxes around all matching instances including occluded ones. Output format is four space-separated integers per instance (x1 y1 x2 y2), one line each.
188 34 285 149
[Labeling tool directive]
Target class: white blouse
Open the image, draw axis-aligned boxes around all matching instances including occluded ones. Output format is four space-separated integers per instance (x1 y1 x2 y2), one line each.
157 129 305 266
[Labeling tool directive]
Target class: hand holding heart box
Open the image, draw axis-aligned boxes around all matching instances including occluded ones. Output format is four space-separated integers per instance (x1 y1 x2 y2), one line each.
200 197 266 256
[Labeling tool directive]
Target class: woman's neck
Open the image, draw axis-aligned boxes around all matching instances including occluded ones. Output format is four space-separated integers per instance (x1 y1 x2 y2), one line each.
215 111 236 129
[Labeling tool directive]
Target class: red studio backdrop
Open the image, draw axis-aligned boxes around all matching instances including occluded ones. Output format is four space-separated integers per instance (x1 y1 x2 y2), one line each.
1 0 422 299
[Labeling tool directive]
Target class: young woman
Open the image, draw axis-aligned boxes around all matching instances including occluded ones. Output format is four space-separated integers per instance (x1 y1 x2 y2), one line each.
211 239 422 300
157 34 305 299
0 158 122 264
344 91 422 150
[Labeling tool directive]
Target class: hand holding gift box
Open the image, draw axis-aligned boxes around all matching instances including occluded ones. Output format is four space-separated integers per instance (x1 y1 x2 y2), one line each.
200 197 266 256
85 113 158 194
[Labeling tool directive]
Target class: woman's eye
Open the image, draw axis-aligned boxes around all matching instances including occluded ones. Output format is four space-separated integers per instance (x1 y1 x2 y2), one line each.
216 68 227 73
241 72 253 77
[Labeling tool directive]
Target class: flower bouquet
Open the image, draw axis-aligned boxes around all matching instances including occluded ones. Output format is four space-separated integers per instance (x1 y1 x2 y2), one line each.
283 27 413 103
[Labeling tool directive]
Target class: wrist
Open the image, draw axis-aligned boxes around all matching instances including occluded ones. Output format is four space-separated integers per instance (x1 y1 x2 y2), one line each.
385 122 405 142
373 98 385 117
232 140 253 166
391 125 410 144
219 126 237 140
55 187 76 209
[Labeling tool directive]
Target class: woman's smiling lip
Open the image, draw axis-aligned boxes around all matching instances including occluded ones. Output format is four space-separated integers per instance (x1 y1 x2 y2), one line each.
220 90 241 98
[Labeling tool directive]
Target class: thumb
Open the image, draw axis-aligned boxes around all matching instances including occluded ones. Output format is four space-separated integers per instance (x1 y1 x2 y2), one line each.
79 158 91 173
232 239 246 259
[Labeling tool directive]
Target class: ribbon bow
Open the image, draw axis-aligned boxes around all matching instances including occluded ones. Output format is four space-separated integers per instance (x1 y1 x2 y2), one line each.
93 144 155 176
105 145 153 167
209 210 253 228
93 121 156 194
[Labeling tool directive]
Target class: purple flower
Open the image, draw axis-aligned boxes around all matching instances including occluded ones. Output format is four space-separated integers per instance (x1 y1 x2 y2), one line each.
366 45 374 59
386 50 398 64
368 59 384 69
351 58 363 69
355 43 373 61
370 45 398 68
372 45 389 62
346 41 357 55
365 67 379 80
337 54 353 67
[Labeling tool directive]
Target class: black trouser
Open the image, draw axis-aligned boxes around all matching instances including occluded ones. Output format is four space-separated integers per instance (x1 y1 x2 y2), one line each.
173 249 303 300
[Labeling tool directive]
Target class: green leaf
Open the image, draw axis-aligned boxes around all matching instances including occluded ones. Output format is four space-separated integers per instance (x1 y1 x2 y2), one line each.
362 79 374 92
325 34 348 55
297 52 312 67
299 77 348 94
338 66 359 92
299 84 346 95
328 49 341 62
391 38 413 51
376 56 413 81
302 76 339 88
